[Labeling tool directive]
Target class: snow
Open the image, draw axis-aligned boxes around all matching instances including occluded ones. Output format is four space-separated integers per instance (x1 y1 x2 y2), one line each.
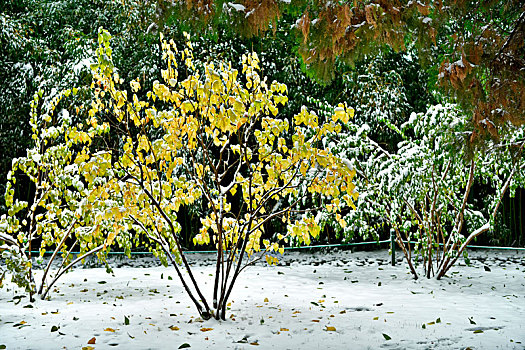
227 2 246 12
72 58 92 75
1 249 524 349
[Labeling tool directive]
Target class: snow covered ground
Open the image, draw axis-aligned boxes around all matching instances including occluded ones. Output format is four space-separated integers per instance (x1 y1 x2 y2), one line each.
1 248 524 349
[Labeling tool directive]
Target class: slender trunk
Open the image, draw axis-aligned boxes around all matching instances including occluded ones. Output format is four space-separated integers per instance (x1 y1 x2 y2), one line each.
216 219 251 320
142 186 211 315
437 165 517 279
213 198 224 310
503 195 507 242
38 220 77 295
386 206 418 279
217 165 256 320
517 188 523 247
426 227 432 279
437 160 475 274
218 221 253 320
164 245 210 319
397 231 418 280
510 196 514 246
130 215 211 319
436 223 490 279
212 246 222 310
41 245 104 300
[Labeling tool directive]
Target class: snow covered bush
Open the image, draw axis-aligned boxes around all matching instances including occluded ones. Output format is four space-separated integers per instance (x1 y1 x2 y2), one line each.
297 60 411 242
341 103 524 279
79 28 358 320
0 87 118 300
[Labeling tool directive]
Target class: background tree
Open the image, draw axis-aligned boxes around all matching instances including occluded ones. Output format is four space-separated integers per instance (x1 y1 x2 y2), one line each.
341 103 524 279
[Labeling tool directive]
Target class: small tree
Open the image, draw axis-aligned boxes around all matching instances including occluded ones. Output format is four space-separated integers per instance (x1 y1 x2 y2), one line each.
343 104 524 279
0 87 116 300
84 28 357 319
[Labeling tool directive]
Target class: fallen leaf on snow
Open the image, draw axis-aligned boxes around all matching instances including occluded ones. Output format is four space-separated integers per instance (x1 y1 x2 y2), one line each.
325 326 336 332
200 328 213 332
87 337 96 344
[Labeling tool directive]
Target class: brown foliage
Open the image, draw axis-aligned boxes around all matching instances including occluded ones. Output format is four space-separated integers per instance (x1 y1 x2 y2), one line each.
177 0 525 137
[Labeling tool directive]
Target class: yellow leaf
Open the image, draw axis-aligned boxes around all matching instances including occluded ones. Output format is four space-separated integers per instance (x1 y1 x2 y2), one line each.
326 326 336 332
181 100 194 113
217 115 230 132
200 328 213 332
117 95 125 109
169 326 179 331
280 328 289 332
264 298 269 302
104 328 116 332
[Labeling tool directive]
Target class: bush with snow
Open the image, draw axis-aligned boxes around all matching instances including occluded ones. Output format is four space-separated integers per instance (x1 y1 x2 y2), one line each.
0 28 358 321
339 103 524 279
0 86 121 300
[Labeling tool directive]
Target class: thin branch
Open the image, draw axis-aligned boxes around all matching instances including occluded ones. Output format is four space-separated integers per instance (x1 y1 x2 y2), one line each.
41 245 105 300
37 219 78 295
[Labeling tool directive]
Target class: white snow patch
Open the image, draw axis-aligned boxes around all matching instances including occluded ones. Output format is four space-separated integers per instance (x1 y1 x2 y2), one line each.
0 249 524 349
227 2 245 11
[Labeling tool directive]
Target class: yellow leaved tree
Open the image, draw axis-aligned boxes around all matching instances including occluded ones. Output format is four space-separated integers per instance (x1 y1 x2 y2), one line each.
85 28 357 320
